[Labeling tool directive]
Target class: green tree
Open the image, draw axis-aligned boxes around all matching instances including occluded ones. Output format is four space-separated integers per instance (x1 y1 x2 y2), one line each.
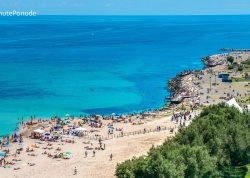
116 160 135 178
238 65 244 71
116 103 250 178
227 56 234 65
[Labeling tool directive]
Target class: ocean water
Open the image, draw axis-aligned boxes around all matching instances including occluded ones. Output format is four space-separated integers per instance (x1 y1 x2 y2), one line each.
0 15 250 136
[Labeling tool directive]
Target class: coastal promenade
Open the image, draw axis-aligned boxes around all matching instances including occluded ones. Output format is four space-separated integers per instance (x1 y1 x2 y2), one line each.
1 51 250 177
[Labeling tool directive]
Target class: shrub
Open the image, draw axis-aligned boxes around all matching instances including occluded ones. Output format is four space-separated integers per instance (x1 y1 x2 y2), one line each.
238 65 244 71
116 104 250 178
242 58 250 65
227 56 234 64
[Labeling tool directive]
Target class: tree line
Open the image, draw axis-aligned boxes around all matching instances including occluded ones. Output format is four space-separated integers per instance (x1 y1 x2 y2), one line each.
116 103 250 178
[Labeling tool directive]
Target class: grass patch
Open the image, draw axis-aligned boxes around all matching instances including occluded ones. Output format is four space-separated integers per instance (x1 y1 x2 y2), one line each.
231 77 250 82
237 96 250 106
242 58 250 65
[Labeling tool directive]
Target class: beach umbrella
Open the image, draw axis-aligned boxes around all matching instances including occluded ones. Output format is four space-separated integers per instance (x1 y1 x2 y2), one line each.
108 126 115 130
65 114 70 117
33 129 44 134
90 120 98 123
61 119 69 123
77 119 84 123
44 132 51 136
75 127 87 132
0 152 6 157
94 114 101 118
65 151 72 155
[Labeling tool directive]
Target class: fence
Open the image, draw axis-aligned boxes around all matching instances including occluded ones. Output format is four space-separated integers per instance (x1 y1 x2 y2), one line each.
81 126 177 141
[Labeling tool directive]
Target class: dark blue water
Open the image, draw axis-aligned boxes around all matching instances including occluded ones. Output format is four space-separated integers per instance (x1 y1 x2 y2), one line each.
0 15 250 135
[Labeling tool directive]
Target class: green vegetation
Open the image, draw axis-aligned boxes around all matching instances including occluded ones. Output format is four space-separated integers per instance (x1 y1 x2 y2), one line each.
242 58 250 65
223 166 247 178
231 77 250 82
116 104 250 178
242 67 250 72
238 65 244 71
245 164 250 178
237 96 250 106
227 56 235 65
228 65 234 70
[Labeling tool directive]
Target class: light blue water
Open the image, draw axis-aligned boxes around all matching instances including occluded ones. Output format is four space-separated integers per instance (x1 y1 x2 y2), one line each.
0 15 250 136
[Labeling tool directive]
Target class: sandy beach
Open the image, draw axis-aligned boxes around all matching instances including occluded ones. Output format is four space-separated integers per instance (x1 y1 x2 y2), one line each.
1 113 185 178
1 51 250 178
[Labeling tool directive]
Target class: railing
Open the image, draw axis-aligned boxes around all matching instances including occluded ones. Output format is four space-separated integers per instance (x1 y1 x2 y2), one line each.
81 126 177 141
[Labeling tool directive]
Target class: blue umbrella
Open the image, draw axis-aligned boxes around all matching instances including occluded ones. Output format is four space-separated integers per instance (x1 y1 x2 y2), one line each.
108 126 115 130
90 120 98 123
0 152 6 157
44 133 50 136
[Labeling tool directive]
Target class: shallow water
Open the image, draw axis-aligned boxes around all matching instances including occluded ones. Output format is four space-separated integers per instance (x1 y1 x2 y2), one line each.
0 15 250 135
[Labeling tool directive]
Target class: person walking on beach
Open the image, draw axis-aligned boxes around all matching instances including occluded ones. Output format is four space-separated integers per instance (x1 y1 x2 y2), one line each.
93 150 95 157
74 167 77 175
110 153 113 161
85 151 88 158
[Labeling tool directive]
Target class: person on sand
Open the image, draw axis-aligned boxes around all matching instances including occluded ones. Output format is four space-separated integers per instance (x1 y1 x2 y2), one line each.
74 167 77 175
110 153 113 161
93 150 95 157
85 151 88 158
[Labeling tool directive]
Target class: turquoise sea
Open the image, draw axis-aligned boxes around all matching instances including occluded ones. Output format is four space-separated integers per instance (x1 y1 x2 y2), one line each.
0 15 250 136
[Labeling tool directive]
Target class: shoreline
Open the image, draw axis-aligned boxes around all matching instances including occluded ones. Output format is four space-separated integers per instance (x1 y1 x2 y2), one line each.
0 50 247 137
0 50 240 138
1 50 250 177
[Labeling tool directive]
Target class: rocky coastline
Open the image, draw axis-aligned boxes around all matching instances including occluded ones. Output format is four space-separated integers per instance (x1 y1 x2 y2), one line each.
168 51 250 110
168 52 231 107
